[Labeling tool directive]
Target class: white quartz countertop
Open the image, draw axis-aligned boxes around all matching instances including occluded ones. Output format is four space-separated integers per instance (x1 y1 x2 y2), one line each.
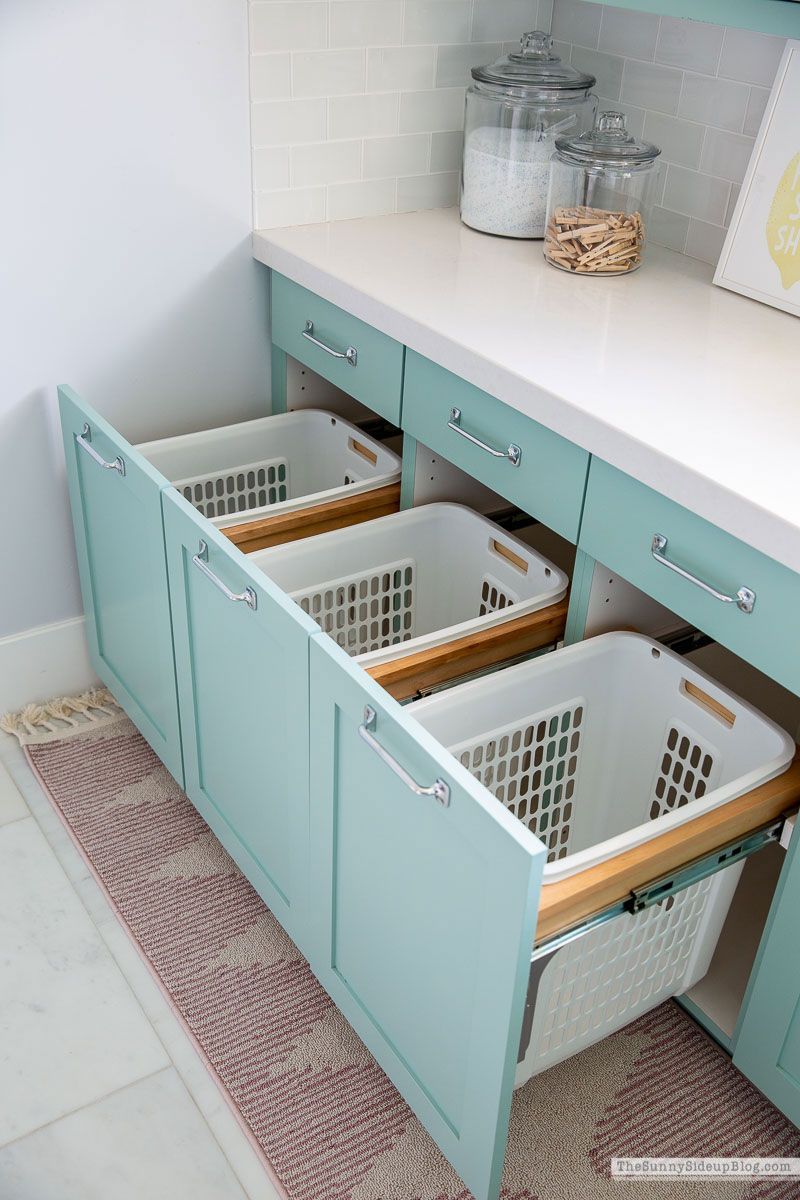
253 207 800 575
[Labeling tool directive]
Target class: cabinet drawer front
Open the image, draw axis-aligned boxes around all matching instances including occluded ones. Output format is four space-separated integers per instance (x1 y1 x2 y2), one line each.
308 634 545 1200
403 351 589 542
58 386 183 784
164 489 318 949
271 274 404 425
580 459 800 694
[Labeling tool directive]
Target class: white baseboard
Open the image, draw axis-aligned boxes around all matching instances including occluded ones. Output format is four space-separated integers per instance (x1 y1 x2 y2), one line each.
0 617 98 715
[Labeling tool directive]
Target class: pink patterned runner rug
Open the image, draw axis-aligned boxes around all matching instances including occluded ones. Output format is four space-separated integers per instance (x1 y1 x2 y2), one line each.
5 697 800 1200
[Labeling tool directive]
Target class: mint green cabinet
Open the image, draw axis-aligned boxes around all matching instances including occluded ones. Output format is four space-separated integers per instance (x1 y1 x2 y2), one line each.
163 489 318 947
308 634 545 1200
580 0 800 38
403 351 589 542
735 830 800 1124
58 387 183 784
271 273 404 425
580 459 800 696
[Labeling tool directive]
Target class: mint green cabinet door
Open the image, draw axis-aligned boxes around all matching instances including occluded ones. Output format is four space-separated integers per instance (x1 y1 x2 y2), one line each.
271 273 404 425
403 351 589 542
308 634 545 1200
734 832 800 1126
580 0 800 38
58 386 183 784
163 489 318 947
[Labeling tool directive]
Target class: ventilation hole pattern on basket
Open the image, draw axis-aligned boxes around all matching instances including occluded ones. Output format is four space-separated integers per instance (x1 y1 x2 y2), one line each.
478 574 519 617
293 559 415 656
456 701 584 861
648 720 719 822
534 878 714 1065
175 458 289 519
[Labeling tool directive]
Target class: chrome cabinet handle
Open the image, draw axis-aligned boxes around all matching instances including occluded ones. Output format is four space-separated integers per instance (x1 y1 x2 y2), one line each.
651 534 756 614
447 408 521 467
192 540 257 611
302 320 357 367
76 423 126 476
359 706 450 807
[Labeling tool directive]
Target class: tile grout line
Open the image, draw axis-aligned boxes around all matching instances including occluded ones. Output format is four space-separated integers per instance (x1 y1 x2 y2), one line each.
0 1066 173 1156
0 743 269 1200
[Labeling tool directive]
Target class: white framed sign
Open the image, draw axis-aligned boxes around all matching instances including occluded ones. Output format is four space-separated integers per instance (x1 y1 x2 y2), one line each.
714 40 800 317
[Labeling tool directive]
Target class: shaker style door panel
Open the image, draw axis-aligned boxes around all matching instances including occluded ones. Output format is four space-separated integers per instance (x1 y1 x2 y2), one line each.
734 831 800 1127
163 489 318 948
58 386 183 784
308 634 546 1200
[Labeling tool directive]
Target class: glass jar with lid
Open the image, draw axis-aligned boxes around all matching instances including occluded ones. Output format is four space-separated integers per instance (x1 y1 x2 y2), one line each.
460 32 597 239
544 110 661 276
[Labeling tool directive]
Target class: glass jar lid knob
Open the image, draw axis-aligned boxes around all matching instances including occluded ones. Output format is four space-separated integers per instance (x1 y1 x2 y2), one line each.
596 111 627 137
518 30 555 60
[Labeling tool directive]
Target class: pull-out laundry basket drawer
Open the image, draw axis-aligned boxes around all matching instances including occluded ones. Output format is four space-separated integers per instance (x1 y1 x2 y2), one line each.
409 633 797 1084
252 503 570 699
136 409 401 553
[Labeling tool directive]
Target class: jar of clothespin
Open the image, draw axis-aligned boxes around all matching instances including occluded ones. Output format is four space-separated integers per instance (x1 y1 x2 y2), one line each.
544 110 661 276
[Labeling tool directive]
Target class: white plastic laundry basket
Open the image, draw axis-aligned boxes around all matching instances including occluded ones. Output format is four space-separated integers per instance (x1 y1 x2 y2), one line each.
136 410 400 525
250 503 569 666
409 633 794 1084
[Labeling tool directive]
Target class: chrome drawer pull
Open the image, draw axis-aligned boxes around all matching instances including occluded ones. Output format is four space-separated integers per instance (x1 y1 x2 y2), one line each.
651 534 756 614
192 540 257 611
302 320 357 367
77 423 126 476
359 706 450 807
447 407 521 467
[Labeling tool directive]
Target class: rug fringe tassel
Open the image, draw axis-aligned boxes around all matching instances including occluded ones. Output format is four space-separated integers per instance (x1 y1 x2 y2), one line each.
1 687 123 744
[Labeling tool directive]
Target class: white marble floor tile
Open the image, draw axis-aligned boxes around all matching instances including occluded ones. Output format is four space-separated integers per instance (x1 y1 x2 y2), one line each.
0 760 27 827
0 1067 249 1200
0 817 169 1146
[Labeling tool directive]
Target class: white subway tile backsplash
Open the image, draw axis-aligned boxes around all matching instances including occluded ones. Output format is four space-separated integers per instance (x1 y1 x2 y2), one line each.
250 0 545 229
655 17 723 76
598 6 658 61
331 2 404 49
700 127 756 184
363 132 431 178
397 170 460 211
399 86 465 133
472 0 541 43
743 85 770 137
255 186 327 229
677 73 749 133
328 177 398 220
250 54 292 101
430 129 464 171
252 98 327 146
403 2 471 46
663 164 730 224
291 140 363 186
329 91 401 138
725 181 741 225
292 49 366 98
435 42 502 88
685 217 727 265
250 3 327 54
622 59 684 114
642 111 705 170
648 205 689 252
570 46 625 100
552 0 602 49
253 147 291 191
367 45 436 91
718 27 786 87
